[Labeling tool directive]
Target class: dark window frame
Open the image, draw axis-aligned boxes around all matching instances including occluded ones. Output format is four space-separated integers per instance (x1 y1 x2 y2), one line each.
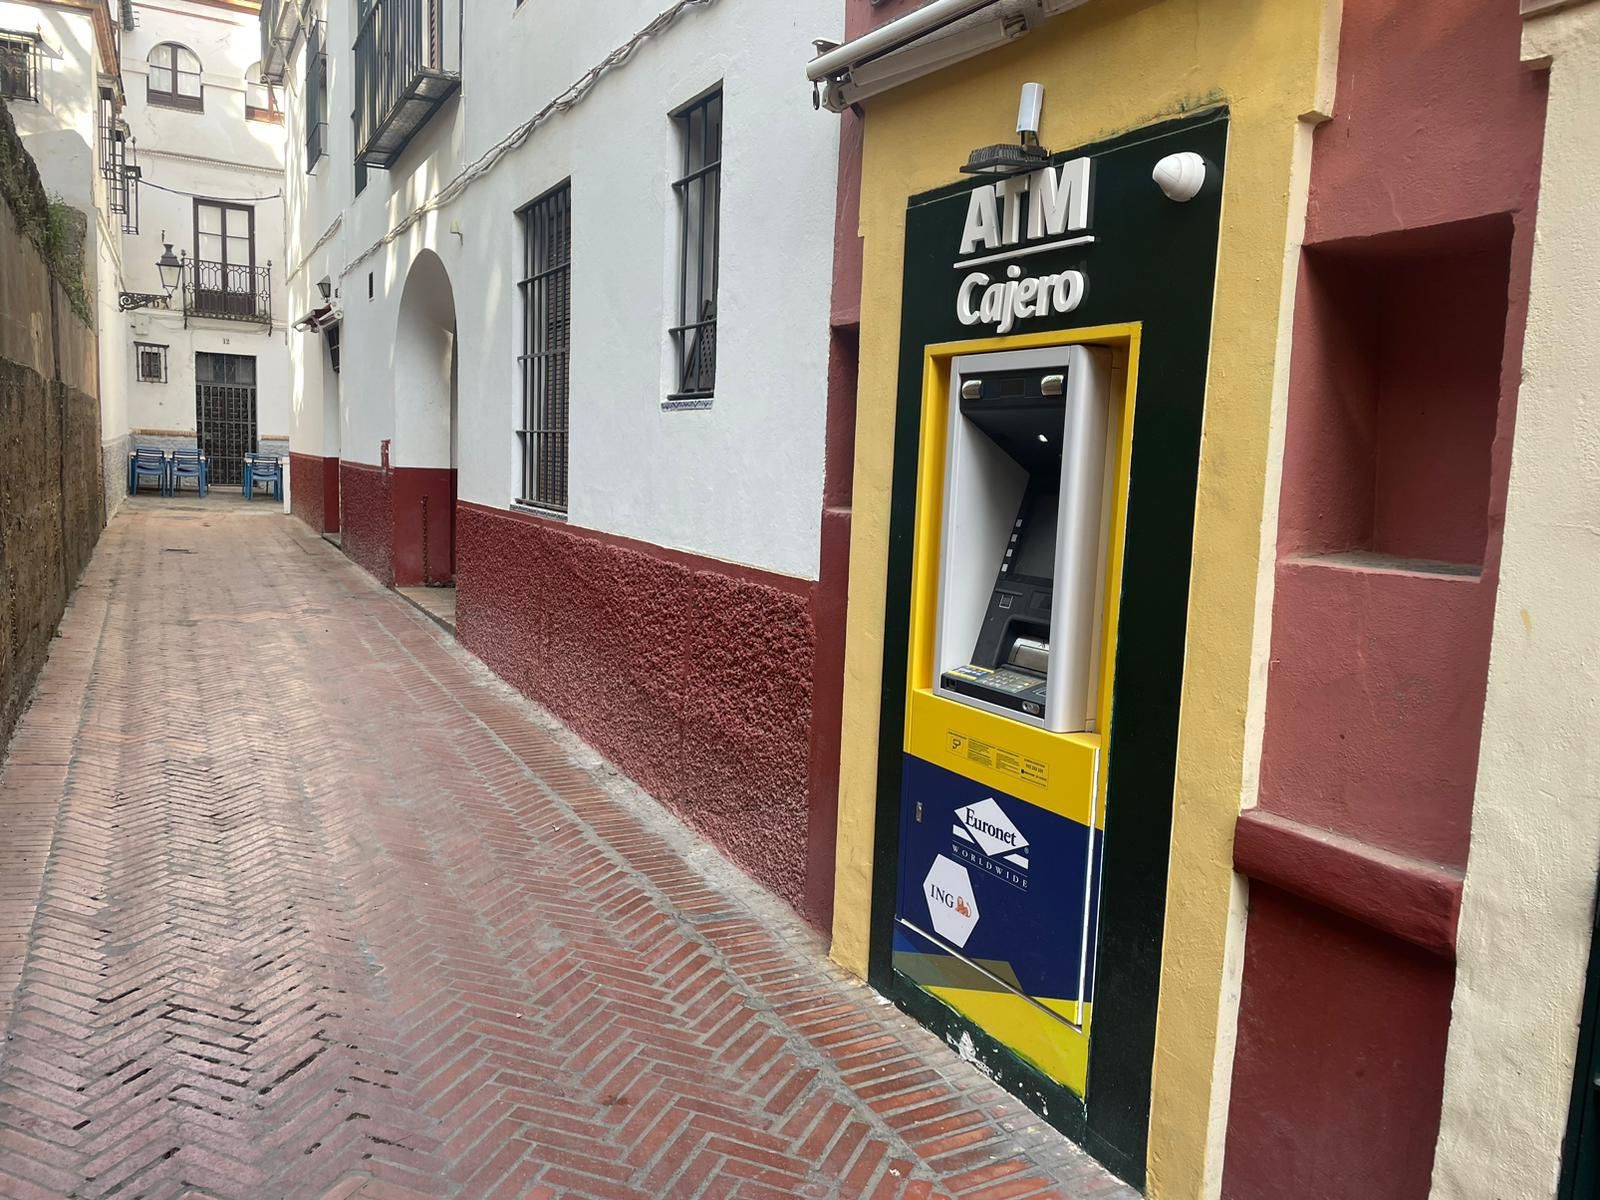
190 198 262 319
147 41 203 112
134 342 168 383
0 31 39 103
668 85 722 403
305 18 328 172
193 198 257 276
516 180 572 514
245 63 282 124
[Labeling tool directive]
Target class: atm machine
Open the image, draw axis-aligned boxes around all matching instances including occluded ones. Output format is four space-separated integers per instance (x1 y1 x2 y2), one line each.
892 343 1121 1096
933 346 1111 732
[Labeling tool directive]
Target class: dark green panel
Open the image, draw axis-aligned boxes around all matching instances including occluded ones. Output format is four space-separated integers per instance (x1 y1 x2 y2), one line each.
867 109 1229 1189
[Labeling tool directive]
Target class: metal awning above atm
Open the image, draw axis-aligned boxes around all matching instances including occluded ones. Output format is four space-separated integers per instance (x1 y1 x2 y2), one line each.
806 0 1091 112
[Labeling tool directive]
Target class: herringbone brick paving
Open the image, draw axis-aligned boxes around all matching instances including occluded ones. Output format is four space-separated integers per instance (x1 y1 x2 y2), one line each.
0 502 1135 1200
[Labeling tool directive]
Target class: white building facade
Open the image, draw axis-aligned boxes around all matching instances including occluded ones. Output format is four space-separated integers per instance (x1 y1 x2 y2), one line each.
2 0 289 513
1 0 127 514
265 0 842 913
116 0 288 495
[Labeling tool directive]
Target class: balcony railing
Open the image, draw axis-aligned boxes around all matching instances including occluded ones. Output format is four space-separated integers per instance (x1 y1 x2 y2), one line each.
184 259 272 329
354 0 460 170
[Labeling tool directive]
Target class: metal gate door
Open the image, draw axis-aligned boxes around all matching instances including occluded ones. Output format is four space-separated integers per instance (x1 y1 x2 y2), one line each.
195 353 257 486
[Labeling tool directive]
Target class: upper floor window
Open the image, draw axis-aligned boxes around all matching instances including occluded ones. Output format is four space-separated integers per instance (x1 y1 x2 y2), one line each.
669 87 721 402
148 42 202 112
0 32 39 102
245 63 281 123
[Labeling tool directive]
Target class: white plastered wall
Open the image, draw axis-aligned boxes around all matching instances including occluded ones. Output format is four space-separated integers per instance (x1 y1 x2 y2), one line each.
1430 5 1600 1196
117 0 290 452
279 0 840 579
0 3 126 456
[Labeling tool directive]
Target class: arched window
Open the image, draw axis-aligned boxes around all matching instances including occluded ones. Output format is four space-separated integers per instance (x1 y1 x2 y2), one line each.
244 63 280 123
147 42 202 111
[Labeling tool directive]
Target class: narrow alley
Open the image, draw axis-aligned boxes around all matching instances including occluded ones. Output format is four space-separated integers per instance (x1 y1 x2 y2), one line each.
0 502 1129 1200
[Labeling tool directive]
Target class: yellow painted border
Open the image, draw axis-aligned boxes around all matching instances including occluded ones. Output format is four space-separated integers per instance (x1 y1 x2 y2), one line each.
902 324 1141 833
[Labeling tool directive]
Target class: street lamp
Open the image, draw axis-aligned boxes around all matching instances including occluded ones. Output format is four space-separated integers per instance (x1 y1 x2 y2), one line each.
118 232 186 312
156 240 183 293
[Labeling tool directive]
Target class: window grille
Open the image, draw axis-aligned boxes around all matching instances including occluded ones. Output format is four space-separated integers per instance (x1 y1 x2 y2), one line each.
135 342 168 383
305 20 328 171
517 182 571 513
148 42 202 111
669 88 722 401
120 136 139 235
0 32 38 102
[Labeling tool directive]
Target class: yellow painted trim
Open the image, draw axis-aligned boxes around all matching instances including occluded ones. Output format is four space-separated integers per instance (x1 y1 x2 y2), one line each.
925 986 1095 1095
905 691 1100 825
901 324 1140 833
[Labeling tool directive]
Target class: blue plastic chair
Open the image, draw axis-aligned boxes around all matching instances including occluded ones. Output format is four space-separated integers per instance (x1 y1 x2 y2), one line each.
128 447 169 496
243 452 282 501
169 448 208 497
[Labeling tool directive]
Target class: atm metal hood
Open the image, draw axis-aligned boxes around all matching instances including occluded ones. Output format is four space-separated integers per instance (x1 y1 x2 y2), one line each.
806 0 1090 113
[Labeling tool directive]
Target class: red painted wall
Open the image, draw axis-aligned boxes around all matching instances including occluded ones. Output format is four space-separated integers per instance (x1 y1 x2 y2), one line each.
323 455 341 534
392 467 455 587
289 452 325 533
1226 886 1456 1200
339 460 395 587
1224 2 1547 1195
455 503 817 913
288 452 343 535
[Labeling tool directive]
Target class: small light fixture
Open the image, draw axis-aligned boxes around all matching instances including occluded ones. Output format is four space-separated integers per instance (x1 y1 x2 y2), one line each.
961 82 1049 177
156 236 183 294
317 275 333 301
1037 433 1049 443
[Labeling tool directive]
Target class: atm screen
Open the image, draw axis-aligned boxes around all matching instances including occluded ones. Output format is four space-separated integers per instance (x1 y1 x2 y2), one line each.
1013 492 1059 581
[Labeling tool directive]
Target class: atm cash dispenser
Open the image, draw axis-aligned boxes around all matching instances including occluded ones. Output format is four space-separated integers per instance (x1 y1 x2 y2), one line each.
933 345 1112 733
892 343 1119 1096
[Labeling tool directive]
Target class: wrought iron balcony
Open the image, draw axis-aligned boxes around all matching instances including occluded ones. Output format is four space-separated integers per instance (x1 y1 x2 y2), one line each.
354 0 460 170
184 259 273 329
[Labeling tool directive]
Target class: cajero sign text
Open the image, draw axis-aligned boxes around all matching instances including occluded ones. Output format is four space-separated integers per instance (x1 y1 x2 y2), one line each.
954 157 1093 335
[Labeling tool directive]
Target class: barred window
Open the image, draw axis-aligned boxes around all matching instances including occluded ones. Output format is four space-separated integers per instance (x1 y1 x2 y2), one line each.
668 87 721 401
0 33 38 102
517 182 571 512
305 19 328 171
135 343 168 383
148 42 202 111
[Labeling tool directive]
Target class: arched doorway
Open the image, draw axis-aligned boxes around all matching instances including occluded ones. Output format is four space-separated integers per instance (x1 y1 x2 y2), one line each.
392 250 458 586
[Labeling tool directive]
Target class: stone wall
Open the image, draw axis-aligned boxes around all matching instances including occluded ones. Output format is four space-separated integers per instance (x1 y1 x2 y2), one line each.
0 100 103 751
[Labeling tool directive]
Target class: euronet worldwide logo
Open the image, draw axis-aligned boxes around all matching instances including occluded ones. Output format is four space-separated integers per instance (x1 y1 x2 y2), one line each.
952 797 1030 873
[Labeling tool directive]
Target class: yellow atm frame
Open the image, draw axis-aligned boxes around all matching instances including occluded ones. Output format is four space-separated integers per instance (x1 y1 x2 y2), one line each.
896 324 1139 1096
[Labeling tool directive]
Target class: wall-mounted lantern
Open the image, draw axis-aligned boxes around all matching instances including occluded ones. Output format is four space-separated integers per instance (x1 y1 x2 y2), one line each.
119 232 186 311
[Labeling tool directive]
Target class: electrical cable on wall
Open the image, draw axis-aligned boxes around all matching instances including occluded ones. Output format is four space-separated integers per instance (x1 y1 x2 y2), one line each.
138 177 283 203
335 0 717 283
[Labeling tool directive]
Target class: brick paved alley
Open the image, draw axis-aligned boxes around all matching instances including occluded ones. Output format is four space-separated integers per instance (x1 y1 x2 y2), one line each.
0 502 1132 1200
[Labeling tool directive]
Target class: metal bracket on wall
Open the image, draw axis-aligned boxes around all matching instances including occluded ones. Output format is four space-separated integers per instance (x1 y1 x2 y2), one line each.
118 292 171 312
